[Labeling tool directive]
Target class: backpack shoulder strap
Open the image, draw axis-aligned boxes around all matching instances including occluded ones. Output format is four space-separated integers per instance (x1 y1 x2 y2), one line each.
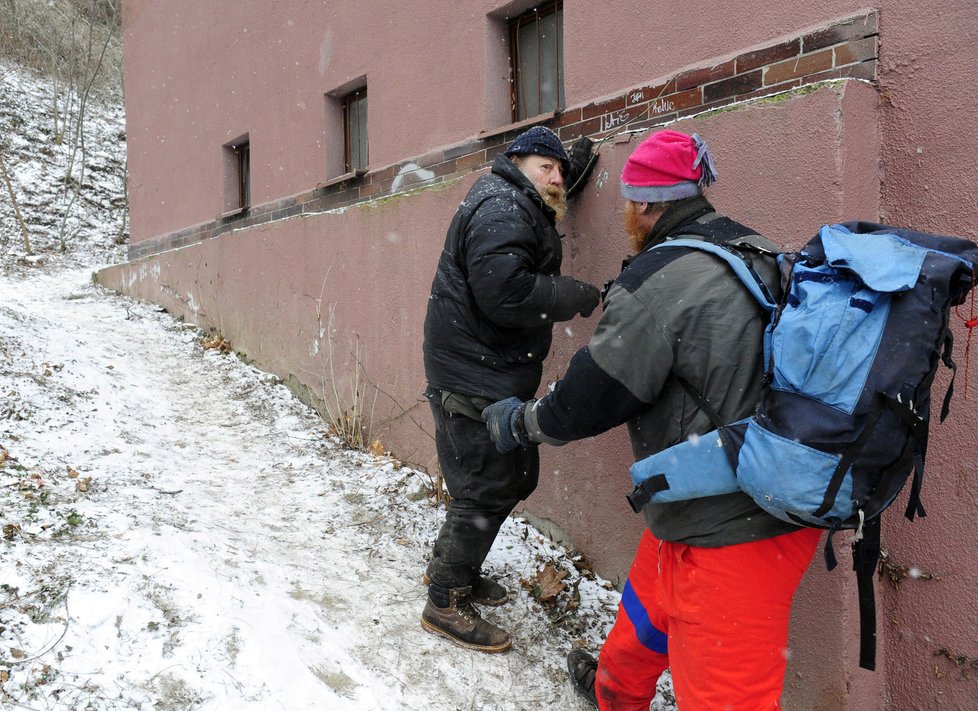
650 230 781 429
650 238 779 312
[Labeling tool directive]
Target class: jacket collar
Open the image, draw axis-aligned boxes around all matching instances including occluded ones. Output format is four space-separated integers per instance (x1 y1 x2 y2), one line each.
491 153 556 222
643 195 715 249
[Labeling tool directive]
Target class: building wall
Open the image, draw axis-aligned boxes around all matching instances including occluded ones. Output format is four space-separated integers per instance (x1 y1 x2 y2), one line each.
102 2 978 708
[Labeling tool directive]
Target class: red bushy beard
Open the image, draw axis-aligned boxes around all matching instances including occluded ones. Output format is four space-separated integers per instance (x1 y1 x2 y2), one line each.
625 201 649 254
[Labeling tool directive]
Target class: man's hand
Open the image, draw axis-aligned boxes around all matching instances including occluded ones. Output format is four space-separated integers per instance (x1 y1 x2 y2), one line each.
482 397 532 453
553 277 601 319
574 281 601 317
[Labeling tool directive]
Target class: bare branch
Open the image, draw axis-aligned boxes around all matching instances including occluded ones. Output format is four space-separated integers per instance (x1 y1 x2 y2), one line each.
0 150 32 255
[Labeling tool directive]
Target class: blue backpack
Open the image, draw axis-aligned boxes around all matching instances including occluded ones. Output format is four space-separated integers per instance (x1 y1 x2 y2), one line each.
626 221 978 670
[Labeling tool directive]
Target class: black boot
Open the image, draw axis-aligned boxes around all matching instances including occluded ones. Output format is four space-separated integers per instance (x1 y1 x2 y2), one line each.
423 562 509 606
421 584 511 653
567 649 599 708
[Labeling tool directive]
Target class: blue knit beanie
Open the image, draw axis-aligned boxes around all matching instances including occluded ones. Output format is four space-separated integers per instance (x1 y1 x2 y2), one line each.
503 126 570 176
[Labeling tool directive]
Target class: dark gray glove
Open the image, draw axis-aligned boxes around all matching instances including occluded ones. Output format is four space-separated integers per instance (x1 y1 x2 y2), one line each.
553 276 601 320
566 136 598 200
482 397 532 453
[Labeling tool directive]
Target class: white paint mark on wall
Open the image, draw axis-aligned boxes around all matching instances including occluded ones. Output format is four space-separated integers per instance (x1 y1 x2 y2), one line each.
391 162 435 192
600 110 630 132
311 308 327 357
318 29 334 75
595 169 609 192
125 260 161 291
650 98 676 116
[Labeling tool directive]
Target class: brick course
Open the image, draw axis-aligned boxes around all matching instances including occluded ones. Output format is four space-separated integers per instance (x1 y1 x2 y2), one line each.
130 11 879 261
764 48 835 86
736 39 801 73
676 60 736 91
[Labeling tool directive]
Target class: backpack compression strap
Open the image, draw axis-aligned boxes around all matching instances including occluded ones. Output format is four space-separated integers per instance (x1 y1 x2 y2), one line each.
853 517 882 671
826 512 883 671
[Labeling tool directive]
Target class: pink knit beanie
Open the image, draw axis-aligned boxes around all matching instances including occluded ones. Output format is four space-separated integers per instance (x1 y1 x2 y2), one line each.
620 130 718 203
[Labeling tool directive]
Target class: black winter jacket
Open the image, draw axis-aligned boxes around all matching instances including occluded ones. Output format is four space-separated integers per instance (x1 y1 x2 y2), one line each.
423 153 584 401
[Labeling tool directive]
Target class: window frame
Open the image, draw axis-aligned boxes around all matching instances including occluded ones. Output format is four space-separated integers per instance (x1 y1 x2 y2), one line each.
233 141 250 210
342 88 368 173
221 134 251 217
508 1 564 122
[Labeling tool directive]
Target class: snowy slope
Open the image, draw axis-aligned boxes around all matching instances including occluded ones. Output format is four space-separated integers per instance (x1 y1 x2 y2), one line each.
0 60 127 273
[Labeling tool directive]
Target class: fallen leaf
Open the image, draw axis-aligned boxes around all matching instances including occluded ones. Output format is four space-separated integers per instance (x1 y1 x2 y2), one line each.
67 465 80 478
76 477 91 492
570 553 594 575
202 334 232 353
526 562 568 603
367 439 386 457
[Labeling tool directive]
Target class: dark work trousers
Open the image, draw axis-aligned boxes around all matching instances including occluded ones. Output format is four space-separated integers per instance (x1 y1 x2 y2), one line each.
428 390 540 591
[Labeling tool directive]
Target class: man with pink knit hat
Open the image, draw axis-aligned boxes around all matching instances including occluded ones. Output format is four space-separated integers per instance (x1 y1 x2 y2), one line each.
483 129 820 709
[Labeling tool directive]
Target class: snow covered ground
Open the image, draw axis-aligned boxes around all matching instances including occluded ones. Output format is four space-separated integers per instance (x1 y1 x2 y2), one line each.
0 61 677 709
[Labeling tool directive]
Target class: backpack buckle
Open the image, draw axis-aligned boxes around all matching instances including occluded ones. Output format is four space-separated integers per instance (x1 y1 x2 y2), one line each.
625 474 670 513
853 509 866 542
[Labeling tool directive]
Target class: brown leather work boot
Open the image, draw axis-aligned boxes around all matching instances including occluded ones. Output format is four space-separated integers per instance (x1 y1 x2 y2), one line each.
470 576 508 606
421 586 511 653
422 562 509 606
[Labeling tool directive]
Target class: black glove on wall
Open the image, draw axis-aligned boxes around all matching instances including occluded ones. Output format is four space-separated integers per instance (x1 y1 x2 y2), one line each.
566 136 598 200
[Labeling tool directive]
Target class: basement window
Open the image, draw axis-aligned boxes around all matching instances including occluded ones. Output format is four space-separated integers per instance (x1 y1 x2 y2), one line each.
342 88 368 173
509 1 564 121
222 135 250 216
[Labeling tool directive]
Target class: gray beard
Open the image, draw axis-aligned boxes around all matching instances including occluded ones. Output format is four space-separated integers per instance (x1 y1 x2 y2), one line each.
541 186 567 221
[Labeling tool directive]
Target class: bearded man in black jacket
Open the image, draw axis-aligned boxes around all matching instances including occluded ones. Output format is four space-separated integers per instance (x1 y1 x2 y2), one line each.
421 126 600 652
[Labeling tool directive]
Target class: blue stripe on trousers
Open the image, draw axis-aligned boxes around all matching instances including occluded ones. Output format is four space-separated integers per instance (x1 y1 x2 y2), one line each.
622 580 668 654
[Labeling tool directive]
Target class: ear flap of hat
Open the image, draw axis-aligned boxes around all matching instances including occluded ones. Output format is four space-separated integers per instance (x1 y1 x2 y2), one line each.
619 130 718 202
690 133 718 187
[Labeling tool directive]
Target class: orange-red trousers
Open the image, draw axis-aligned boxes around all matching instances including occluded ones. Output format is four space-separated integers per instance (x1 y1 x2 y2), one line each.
595 527 821 711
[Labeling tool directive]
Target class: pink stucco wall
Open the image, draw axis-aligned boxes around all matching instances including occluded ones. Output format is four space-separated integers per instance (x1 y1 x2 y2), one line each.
105 1 978 708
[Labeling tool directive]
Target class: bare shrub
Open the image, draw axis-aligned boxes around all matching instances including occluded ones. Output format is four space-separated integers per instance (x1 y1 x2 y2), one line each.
0 0 122 100
0 0 126 257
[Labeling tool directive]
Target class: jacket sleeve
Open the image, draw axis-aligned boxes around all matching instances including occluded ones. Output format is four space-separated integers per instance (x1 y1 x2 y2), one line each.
525 283 675 442
463 198 566 329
